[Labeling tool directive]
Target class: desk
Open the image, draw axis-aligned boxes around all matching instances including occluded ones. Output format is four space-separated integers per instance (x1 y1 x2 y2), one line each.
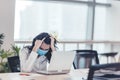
0 69 88 80
99 52 118 63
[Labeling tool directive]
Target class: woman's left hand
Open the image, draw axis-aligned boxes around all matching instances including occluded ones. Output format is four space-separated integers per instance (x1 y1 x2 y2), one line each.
50 36 56 51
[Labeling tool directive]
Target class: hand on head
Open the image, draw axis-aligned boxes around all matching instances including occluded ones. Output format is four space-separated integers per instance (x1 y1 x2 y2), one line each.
32 32 56 52
32 38 46 52
50 36 54 43
49 35 56 51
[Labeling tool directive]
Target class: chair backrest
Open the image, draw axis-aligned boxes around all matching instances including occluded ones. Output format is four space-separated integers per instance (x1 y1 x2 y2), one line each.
7 56 20 72
73 50 99 69
87 63 120 80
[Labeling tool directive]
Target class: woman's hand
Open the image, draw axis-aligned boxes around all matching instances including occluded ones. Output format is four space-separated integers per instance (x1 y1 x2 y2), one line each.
50 36 56 51
32 38 45 52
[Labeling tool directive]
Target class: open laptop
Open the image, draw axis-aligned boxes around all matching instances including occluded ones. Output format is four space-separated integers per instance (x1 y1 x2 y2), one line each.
37 51 76 75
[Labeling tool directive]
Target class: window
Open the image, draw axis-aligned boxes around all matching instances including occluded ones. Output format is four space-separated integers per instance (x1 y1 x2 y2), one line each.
96 0 108 3
14 0 88 41
14 0 111 52
94 6 107 40
93 6 108 53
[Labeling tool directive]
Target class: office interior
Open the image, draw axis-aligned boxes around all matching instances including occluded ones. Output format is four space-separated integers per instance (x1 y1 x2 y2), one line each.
0 0 120 78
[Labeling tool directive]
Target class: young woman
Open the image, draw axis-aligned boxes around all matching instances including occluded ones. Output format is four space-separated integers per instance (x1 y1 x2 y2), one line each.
19 32 57 72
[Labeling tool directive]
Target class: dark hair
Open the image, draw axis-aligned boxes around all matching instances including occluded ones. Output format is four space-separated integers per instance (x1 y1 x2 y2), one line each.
28 32 57 62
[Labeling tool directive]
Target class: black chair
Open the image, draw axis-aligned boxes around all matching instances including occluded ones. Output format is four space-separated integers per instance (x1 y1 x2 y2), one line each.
87 63 120 80
7 56 20 72
73 50 99 69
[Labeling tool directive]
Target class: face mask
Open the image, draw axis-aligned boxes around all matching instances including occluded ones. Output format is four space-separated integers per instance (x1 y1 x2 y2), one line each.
37 48 48 56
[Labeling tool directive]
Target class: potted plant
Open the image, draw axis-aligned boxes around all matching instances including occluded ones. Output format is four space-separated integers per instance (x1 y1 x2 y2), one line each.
0 33 21 72
11 45 21 56
0 45 21 73
0 49 14 72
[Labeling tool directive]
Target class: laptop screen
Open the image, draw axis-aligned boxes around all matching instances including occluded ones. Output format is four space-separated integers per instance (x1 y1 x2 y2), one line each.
47 51 76 72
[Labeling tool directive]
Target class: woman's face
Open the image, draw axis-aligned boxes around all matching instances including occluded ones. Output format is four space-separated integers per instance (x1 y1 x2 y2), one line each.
40 42 50 50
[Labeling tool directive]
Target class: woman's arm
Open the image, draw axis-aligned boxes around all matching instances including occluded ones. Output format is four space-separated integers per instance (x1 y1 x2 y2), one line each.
20 40 44 72
19 49 38 72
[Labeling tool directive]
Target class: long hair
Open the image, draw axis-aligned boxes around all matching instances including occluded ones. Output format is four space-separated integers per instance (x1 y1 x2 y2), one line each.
28 32 57 62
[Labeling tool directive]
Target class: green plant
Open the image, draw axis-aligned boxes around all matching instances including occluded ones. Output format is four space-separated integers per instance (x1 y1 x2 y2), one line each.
0 33 4 48
11 45 21 56
0 33 21 72
0 49 14 72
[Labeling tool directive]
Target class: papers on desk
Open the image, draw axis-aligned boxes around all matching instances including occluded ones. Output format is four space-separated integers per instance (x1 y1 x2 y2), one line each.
93 69 120 80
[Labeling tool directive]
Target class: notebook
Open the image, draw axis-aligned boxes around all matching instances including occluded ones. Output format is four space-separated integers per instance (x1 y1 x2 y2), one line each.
37 51 76 75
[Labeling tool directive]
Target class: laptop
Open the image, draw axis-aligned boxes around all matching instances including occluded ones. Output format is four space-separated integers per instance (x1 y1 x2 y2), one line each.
37 51 76 75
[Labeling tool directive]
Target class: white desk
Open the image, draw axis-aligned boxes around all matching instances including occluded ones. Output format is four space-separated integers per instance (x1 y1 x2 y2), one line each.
0 69 89 80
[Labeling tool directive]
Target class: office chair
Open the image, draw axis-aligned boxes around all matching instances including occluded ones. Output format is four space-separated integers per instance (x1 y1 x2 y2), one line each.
73 50 99 69
87 63 120 80
7 56 20 72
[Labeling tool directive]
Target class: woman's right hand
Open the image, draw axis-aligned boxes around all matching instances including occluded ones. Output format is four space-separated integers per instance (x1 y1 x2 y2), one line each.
32 38 45 52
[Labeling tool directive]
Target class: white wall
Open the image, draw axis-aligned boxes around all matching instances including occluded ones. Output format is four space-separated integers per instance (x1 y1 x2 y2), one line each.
0 0 15 50
106 0 120 41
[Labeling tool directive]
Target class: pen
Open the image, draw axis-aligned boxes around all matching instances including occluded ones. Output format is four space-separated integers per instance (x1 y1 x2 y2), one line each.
19 73 30 76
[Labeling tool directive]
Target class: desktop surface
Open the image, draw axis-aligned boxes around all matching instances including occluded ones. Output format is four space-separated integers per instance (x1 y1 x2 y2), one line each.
0 69 89 80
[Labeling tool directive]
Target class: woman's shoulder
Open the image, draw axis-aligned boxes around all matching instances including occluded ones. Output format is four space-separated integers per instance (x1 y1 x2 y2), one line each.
20 46 31 54
23 46 31 49
21 46 28 50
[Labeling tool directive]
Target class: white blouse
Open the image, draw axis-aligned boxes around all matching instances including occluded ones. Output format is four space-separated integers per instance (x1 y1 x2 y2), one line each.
19 47 47 72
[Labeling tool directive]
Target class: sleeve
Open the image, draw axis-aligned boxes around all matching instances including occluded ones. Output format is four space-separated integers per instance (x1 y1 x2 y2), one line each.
19 48 38 72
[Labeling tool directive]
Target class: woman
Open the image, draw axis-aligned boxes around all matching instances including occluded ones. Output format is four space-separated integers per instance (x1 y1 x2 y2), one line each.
19 32 57 72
